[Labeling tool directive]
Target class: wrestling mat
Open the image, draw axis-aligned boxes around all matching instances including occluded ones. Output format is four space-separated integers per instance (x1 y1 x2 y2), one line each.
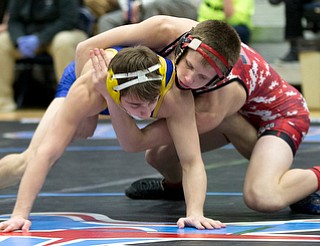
0 119 320 245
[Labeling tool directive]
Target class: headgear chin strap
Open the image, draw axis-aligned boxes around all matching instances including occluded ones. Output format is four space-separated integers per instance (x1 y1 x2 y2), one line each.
106 63 162 104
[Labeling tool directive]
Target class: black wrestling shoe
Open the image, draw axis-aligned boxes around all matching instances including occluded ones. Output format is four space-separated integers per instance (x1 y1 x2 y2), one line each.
290 193 320 214
125 178 184 200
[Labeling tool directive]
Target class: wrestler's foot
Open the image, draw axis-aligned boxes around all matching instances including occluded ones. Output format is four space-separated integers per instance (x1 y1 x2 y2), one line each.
125 178 184 200
290 193 320 214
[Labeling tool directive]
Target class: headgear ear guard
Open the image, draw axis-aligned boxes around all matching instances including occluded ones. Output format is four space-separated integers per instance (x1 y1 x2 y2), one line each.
175 32 232 85
106 63 163 105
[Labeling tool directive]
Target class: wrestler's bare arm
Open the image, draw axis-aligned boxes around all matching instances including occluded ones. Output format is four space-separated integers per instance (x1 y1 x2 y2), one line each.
194 82 247 134
0 71 105 232
163 89 209 227
104 82 247 152
76 15 197 76
105 83 223 229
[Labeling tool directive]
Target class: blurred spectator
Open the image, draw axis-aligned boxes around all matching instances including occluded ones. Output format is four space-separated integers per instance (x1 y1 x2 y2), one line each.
83 0 120 35
269 0 314 62
84 0 119 18
0 0 88 112
197 0 254 44
0 0 8 33
97 0 199 33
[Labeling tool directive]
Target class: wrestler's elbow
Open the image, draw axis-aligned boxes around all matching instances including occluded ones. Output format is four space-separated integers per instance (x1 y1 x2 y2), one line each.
76 39 87 57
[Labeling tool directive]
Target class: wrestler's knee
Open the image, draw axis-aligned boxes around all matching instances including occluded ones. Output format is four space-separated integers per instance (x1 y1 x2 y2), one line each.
145 144 179 171
0 152 28 189
145 148 160 168
243 184 284 212
1 152 27 170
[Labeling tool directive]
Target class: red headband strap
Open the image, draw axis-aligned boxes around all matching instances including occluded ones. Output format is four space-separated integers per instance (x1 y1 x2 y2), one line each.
182 35 230 78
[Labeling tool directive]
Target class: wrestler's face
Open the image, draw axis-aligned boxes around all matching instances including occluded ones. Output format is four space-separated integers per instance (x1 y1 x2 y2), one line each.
176 50 217 90
120 94 158 120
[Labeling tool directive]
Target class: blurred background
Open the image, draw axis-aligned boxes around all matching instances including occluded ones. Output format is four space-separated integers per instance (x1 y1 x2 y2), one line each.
0 0 319 119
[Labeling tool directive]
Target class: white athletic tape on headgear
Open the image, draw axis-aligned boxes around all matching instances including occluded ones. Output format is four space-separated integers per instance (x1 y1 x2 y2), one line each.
113 63 162 91
182 36 230 78
188 38 202 50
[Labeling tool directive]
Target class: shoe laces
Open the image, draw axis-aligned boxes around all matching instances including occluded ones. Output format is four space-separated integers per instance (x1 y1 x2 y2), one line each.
138 179 164 191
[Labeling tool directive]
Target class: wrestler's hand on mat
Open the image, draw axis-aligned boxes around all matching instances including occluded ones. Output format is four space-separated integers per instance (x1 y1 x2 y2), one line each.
177 216 226 230
0 216 31 232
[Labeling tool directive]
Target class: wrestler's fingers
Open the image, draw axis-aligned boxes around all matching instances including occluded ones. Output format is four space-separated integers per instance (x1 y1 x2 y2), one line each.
92 48 108 71
0 221 7 230
2 224 15 232
89 49 100 70
177 216 226 230
99 48 111 67
177 217 203 229
0 222 18 232
21 220 32 232
202 219 226 229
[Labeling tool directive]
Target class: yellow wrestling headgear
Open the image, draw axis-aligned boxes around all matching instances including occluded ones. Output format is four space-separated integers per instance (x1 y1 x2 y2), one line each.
106 61 165 105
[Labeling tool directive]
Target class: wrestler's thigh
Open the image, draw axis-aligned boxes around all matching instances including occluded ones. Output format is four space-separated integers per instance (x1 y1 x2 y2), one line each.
145 129 229 164
199 129 230 152
244 135 293 191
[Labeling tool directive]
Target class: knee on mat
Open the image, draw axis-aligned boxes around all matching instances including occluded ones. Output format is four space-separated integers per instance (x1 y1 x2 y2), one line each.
145 149 160 168
243 187 284 212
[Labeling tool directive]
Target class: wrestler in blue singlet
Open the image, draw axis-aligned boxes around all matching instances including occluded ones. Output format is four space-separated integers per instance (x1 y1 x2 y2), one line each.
55 47 175 117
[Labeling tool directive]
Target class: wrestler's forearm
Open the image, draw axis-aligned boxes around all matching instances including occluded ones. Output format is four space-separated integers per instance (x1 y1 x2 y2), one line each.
76 15 197 77
183 163 207 218
11 158 50 219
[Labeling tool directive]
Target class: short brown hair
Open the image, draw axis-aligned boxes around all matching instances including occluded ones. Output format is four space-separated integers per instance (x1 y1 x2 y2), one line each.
189 20 241 75
109 46 162 102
